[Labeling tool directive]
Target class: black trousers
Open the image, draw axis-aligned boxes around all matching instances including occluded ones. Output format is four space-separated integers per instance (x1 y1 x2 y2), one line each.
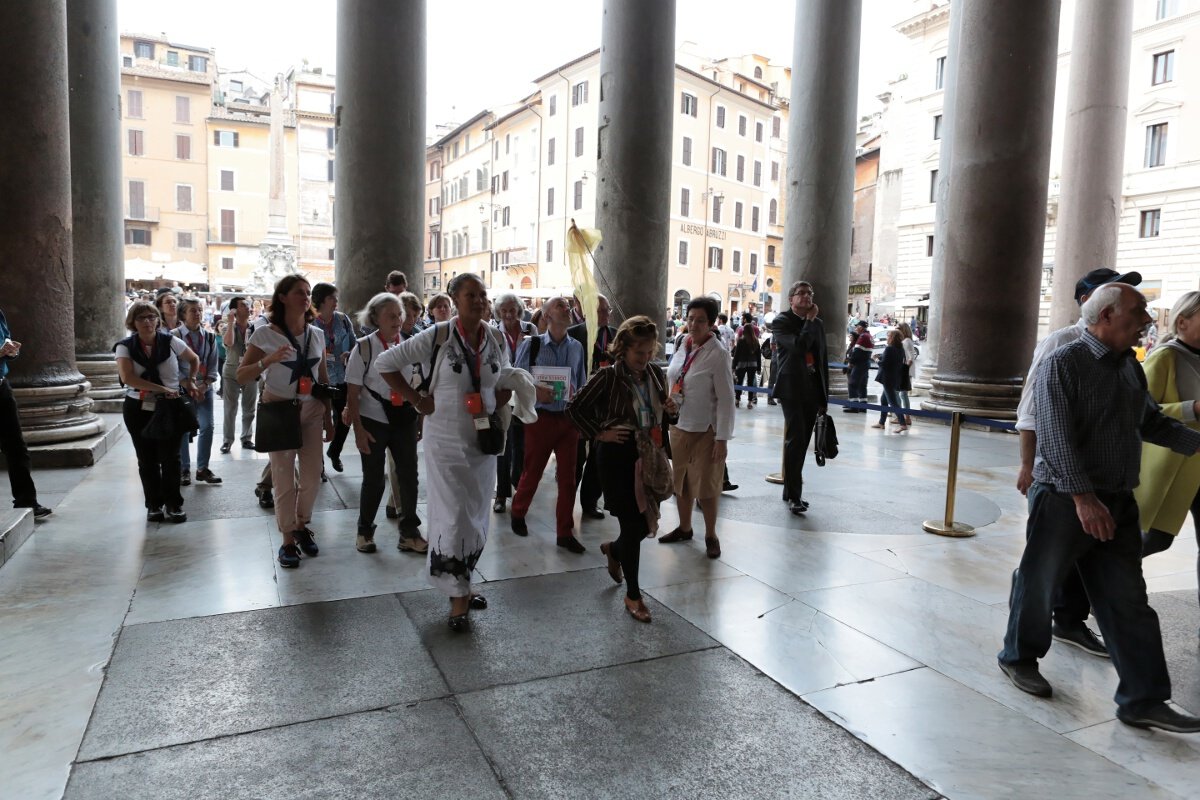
574 437 602 510
847 363 869 400
734 367 758 403
325 382 351 460
779 393 818 504
123 396 183 511
0 379 37 507
358 411 421 534
495 419 525 500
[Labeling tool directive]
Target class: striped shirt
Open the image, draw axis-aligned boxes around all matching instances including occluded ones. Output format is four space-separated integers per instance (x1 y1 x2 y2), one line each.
1031 329 1200 495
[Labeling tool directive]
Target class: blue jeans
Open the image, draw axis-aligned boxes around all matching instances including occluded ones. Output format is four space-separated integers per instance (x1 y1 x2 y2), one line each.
877 386 902 424
180 388 215 472
1001 483 1171 712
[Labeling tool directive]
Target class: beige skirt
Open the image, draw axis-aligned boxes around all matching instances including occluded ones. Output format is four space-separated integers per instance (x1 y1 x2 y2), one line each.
669 426 724 499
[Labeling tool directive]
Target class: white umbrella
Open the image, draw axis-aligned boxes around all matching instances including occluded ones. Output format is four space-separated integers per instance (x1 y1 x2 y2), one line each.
1148 294 1182 311
163 259 208 285
124 258 160 281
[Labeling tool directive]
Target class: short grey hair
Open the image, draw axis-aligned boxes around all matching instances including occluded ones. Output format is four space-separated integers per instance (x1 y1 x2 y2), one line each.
1168 290 1200 339
493 291 523 317
356 292 403 330
1080 283 1125 325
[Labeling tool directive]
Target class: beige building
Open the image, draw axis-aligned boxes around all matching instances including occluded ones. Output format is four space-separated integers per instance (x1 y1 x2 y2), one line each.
289 67 337 286
423 146 444 297
432 111 497 293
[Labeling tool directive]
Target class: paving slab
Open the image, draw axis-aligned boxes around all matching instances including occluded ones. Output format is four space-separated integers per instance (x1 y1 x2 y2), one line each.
1149 589 1200 714
458 648 938 800
78 594 447 760
66 701 506 800
397 569 718 694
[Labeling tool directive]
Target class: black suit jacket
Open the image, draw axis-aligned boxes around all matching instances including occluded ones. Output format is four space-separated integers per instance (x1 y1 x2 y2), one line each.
568 321 617 375
769 311 828 405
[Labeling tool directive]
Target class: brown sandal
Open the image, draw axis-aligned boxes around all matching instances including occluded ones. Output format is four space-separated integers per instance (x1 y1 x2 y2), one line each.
600 541 623 584
658 527 693 544
705 537 721 559
624 597 652 623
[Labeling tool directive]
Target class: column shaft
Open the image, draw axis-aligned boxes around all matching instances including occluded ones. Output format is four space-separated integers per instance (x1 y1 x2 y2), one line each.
0 0 101 443
1048 0 1134 329
782 0 862 382
593 0 677 328
335 0 426 314
68 0 126 407
929 0 1062 417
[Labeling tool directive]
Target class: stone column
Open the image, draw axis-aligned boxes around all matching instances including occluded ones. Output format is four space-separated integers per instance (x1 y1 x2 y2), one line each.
782 0 862 391
1048 0 1134 329
593 0 677 328
927 0 1062 417
915 3 964 392
335 0 426 315
0 0 102 444
68 0 125 411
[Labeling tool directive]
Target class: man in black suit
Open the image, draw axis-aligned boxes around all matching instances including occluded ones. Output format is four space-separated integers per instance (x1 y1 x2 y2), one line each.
568 294 616 519
769 281 828 515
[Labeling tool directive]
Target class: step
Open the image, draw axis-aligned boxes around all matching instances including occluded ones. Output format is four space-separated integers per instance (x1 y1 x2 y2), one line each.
0 507 34 569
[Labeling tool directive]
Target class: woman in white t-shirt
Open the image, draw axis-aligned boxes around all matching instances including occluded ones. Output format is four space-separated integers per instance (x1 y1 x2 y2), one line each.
344 292 428 555
115 300 202 524
236 275 333 569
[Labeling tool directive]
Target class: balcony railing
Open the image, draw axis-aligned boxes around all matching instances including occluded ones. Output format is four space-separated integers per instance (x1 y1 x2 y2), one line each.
124 206 160 222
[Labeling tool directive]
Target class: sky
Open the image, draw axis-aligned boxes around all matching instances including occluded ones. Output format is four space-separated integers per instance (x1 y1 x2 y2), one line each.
118 0 904 130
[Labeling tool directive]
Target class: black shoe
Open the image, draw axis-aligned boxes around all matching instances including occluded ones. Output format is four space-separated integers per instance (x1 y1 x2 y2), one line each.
767 398 777 406
841 406 858 413
386 505 399 519
1052 622 1109 659
788 499 808 515
328 452 343 472
32 505 52 518
493 498 507 513
164 506 187 524
557 536 586 553
582 506 605 520
659 527 693 544
220 442 232 454
180 471 191 487
278 543 301 568
195 468 223 485
998 660 1053 697
147 506 165 523
722 482 739 492
255 485 274 509
511 517 529 537
321 470 328 483
448 613 471 632
294 527 319 557
1117 702 1200 733
240 438 254 449
469 594 488 610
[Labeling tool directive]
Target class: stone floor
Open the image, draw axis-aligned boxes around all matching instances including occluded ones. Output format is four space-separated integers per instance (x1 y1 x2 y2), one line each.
1 399 1197 799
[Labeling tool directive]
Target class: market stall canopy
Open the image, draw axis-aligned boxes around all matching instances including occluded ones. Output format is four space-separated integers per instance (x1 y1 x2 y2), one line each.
162 260 208 285
124 258 159 281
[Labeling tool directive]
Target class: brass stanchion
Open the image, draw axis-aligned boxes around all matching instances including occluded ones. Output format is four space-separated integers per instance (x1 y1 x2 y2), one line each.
922 411 976 537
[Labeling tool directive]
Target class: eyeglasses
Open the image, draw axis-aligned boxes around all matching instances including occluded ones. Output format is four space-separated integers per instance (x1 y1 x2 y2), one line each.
792 290 813 297
135 315 159 323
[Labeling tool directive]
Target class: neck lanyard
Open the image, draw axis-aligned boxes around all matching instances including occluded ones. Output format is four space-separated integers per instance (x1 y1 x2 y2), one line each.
504 326 520 357
316 315 338 352
678 335 705 383
376 331 399 351
282 324 311 373
632 377 653 429
455 318 484 381
186 328 207 363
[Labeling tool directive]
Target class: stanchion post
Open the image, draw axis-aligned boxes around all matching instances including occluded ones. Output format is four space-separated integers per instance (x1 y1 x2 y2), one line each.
922 411 976 537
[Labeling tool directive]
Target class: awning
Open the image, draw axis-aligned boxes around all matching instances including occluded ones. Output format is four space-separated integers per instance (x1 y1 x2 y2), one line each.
162 260 208 285
124 258 159 281
873 296 923 309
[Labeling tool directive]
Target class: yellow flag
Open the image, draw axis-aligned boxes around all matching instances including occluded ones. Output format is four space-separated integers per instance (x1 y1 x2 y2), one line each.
566 222 603 372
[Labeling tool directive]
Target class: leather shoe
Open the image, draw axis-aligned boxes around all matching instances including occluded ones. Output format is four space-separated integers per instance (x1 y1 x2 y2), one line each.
511 517 529 536
220 442 232 454
624 597 652 623
1052 622 1109 658
493 498 506 513
164 506 187 524
659 527 693 544
705 537 721 559
788 500 808 515
469 594 488 610
722 482 739 492
1117 702 1200 733
556 535 586 553
328 452 344 472
998 660 1052 697
147 506 164 523
582 506 606 520
600 541 623 583
240 438 254 449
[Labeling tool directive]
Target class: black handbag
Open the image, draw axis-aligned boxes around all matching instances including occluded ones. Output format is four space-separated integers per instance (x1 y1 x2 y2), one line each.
141 395 198 441
476 412 505 455
254 398 303 452
813 412 839 466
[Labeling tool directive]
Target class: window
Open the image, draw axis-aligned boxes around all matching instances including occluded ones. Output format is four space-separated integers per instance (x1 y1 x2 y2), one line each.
213 130 239 148
328 128 336 150
547 187 555 216
429 161 439 180
220 209 235 243
175 134 191 160
476 167 487 192
755 122 764 143
749 252 758 275
128 181 145 218
123 56 133 67
682 136 692 166
328 248 335 261
679 240 689 265
127 129 144 156
502 171 509 191
732 251 742 274
127 90 143 118
711 148 727 176
767 245 776 264
772 116 781 138
680 188 690 217
712 197 722 224
738 115 747 136
328 160 335 182
188 55 207 73
165 51 179 67
545 239 554 262
229 79 243 93
716 106 726 128
501 206 511 226
771 161 780 182
505 134 511 154
175 96 190 123
935 55 946 90
175 185 192 212
573 180 584 210
1152 50 1175 85
754 66 763 79
481 223 488 251
933 114 943 140
221 257 233 271
1145 123 1168 167
681 92 699 117
134 40 154 59
769 199 778 225
549 95 557 116
751 206 760 232
572 81 589 106
736 155 745 182
1156 0 1178 20
125 228 151 245
177 231 193 250
220 170 234 191
753 160 762 187
1140 208 1162 238
574 127 584 157
929 169 939 203
708 246 723 271
547 137 556 165
734 201 744 229
926 235 935 257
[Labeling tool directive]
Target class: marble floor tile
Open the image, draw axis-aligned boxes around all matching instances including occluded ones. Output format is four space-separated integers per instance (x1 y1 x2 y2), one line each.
805 668 1177 800
1067 717 1200 799
857 536 1028 605
798 577 1122 733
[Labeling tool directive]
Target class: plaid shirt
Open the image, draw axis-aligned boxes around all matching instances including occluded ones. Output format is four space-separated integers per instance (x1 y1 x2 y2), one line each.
1032 330 1200 494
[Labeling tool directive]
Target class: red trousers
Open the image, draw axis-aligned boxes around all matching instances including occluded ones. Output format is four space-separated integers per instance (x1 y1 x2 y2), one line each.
511 411 580 537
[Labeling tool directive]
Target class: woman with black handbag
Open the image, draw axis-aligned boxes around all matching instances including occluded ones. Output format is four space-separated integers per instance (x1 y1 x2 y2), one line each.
237 275 334 569
115 300 203 523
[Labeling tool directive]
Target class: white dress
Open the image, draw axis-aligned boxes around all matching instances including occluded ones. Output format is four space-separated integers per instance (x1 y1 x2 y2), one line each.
375 323 510 597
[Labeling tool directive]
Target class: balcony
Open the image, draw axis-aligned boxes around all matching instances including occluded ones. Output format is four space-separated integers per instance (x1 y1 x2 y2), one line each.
125 206 160 223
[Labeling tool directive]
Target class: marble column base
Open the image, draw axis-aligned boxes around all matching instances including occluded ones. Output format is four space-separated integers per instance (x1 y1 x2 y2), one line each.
12 381 104 445
921 375 1021 420
77 355 123 401
913 360 937 392
827 370 848 398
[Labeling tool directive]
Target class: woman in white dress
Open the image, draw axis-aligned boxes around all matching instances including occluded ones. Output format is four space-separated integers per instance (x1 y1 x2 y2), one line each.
377 274 516 631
